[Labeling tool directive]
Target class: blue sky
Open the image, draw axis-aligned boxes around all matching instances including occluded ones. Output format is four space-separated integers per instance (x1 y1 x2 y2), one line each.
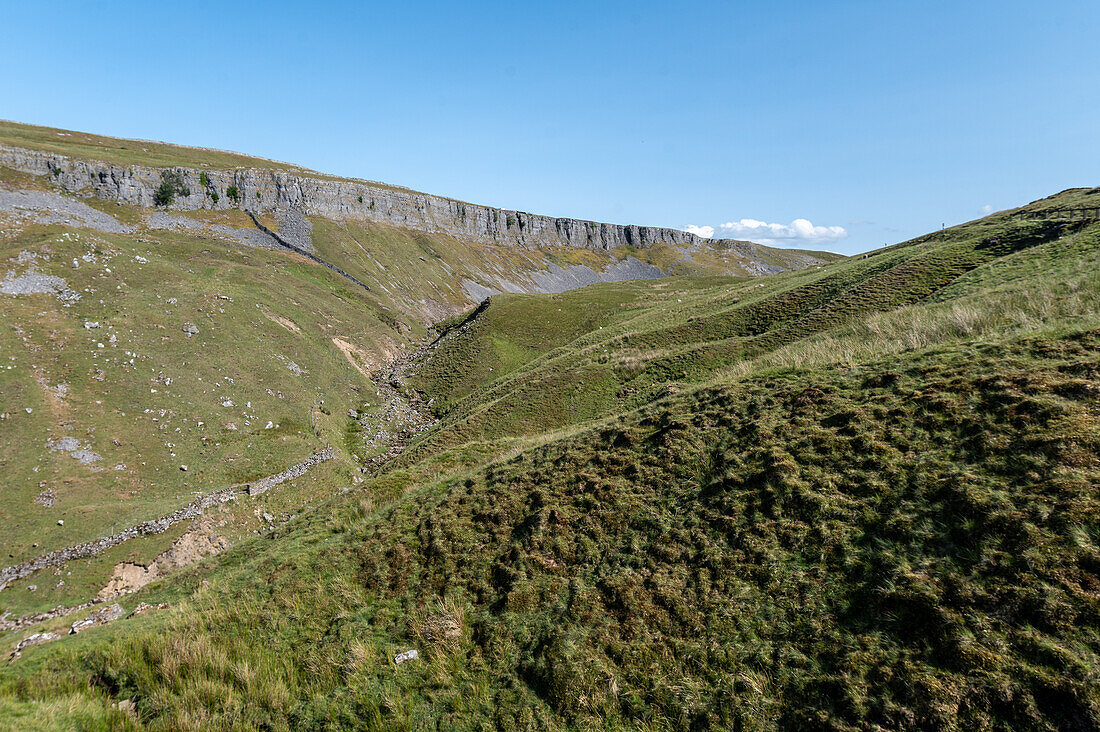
2 1 1098 254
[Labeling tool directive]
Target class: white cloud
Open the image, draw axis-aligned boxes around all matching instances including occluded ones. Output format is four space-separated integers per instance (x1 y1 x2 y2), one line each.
683 224 714 239
980 204 994 215
716 218 848 247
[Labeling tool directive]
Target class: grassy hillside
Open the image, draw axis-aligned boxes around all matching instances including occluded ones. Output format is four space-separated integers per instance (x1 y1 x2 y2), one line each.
0 120 314 174
0 189 1096 729
0 123 837 626
0 200 408 616
407 189 1100 447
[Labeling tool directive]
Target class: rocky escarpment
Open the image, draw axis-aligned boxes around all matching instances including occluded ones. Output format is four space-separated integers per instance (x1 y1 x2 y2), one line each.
0 143 771 256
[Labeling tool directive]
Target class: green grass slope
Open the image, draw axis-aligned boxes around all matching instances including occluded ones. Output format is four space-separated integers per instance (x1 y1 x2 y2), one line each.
408 189 1099 447
0 120 313 174
0 122 840 623
0 190 1096 729
0 197 423 617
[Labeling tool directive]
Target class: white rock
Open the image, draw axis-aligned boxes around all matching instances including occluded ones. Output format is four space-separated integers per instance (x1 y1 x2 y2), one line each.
394 649 419 665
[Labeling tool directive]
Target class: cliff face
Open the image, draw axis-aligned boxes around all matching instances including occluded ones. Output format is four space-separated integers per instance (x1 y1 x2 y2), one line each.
0 144 753 254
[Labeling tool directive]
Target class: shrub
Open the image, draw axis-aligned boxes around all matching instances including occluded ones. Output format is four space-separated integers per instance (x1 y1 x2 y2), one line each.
152 182 172 206
358 195 363 204
153 170 190 207
226 185 240 205
199 172 209 188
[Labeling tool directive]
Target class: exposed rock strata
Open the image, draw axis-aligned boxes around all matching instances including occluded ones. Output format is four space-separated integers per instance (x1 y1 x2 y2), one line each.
0 143 780 256
97 530 229 600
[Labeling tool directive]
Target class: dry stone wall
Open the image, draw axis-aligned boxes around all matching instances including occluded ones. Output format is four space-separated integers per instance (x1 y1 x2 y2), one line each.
247 447 335 496
0 449 336 591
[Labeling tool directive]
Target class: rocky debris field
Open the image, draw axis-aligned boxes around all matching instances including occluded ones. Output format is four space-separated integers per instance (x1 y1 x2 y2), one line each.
276 207 314 252
47 435 102 465
0 189 133 233
143 211 277 248
0 269 80 301
349 345 439 468
461 255 666 301
0 187 281 249
528 256 664 294
1 249 81 302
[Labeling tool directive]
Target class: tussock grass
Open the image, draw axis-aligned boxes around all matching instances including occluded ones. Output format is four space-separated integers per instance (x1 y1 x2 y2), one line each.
723 259 1100 376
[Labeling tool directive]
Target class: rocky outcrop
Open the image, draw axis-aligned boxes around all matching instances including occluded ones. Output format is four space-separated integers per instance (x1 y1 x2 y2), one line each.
0 143 764 254
7 631 60 663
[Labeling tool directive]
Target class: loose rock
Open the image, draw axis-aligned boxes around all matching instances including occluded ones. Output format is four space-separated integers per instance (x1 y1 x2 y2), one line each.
394 649 419 665
69 603 125 634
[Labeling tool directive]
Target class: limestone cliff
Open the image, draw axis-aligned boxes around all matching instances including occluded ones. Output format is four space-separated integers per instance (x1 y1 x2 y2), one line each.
0 143 769 258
